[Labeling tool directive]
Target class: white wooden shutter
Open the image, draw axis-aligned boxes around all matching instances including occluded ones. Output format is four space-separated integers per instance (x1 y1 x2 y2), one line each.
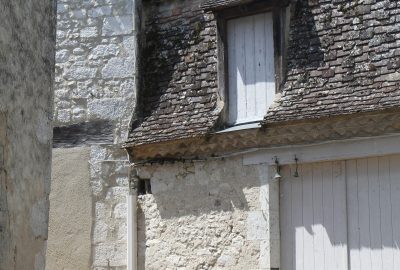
227 12 275 125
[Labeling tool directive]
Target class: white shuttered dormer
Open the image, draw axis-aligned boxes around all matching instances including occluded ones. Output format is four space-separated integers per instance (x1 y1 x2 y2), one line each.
227 12 275 125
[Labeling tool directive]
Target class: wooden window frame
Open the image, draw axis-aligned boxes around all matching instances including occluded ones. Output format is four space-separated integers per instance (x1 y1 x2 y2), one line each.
215 0 291 128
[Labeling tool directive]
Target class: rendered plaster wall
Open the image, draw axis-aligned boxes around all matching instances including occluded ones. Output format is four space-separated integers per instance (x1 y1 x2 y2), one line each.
48 0 139 268
46 147 92 270
136 156 280 270
0 1 55 269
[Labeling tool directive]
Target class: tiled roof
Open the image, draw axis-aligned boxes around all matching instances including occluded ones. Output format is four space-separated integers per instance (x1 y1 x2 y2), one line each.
128 0 400 147
127 0 221 146
200 0 254 10
265 0 400 123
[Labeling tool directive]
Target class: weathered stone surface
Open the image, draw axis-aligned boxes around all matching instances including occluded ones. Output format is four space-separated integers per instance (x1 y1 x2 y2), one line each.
46 148 92 270
64 66 97 80
80 26 98 37
102 16 133 36
89 44 119 59
88 6 112 17
136 157 270 269
51 0 137 269
88 98 125 120
56 49 70 63
101 57 135 78
0 0 55 269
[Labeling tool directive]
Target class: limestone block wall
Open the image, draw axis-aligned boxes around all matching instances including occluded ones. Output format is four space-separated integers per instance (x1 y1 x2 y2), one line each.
0 1 55 269
136 156 280 270
54 0 137 142
49 0 139 269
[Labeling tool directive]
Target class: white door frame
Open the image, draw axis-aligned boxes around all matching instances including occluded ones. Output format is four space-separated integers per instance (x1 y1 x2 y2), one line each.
243 134 400 166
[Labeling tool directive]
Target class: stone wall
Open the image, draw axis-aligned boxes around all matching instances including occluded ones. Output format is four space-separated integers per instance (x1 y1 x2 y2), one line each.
0 1 55 269
135 156 279 270
55 0 137 142
48 0 139 269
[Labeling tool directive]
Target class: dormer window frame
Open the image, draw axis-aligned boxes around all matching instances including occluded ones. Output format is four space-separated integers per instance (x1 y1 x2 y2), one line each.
215 0 291 128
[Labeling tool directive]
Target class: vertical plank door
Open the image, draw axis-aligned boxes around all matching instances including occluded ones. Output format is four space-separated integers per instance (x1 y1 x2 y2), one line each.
346 155 400 270
280 161 349 270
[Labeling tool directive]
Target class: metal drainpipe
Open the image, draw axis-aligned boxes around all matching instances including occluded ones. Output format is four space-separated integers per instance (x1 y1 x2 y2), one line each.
128 169 138 270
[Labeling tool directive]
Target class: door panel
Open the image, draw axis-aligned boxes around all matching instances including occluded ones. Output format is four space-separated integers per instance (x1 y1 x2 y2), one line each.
280 155 400 270
280 161 348 270
346 156 400 270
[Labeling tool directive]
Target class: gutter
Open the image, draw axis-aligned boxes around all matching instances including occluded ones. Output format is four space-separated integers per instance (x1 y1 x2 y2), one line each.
127 168 138 270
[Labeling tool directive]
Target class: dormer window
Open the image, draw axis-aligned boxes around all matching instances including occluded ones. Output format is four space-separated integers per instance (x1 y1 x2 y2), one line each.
215 1 290 127
227 11 275 125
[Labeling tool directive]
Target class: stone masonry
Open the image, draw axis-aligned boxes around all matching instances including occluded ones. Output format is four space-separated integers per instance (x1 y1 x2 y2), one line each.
49 0 139 269
55 0 136 142
136 156 279 270
0 1 55 269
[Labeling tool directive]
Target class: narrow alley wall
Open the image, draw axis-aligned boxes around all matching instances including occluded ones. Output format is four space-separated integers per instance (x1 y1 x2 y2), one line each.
47 0 139 269
0 1 56 269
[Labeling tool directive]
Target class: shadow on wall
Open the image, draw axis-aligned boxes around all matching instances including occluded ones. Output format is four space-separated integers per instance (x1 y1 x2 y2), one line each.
135 157 264 269
136 156 263 220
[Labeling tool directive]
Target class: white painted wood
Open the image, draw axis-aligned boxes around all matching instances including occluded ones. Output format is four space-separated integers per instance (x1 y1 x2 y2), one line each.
243 134 400 166
332 161 348 270
357 159 372 270
346 155 400 270
322 162 335 270
379 157 394 270
389 155 400 269
346 159 361 270
227 12 275 125
292 165 304 270
280 154 400 270
280 161 348 270
254 13 267 118
280 165 293 270
302 164 314 270
227 18 237 123
368 158 383 270
312 163 325 270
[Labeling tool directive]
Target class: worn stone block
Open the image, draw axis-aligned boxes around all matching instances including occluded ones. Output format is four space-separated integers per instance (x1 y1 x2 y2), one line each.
89 44 119 59
64 66 97 80
93 244 126 266
55 49 70 63
102 16 133 36
101 57 135 79
88 6 112 17
87 98 125 120
247 211 268 241
80 26 98 38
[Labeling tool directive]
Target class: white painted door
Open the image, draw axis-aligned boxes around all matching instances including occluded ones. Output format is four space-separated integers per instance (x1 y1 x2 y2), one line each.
227 11 275 125
280 155 400 270
346 156 400 270
280 161 348 270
